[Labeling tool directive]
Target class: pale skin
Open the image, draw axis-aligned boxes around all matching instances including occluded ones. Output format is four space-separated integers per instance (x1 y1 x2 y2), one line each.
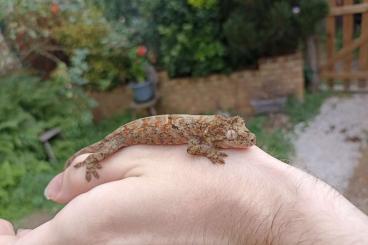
1 146 368 244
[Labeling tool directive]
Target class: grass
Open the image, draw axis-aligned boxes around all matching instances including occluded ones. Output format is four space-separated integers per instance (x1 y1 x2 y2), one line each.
247 116 293 162
247 91 333 162
286 91 332 125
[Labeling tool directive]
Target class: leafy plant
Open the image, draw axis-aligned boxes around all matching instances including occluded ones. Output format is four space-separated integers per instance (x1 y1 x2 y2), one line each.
1 0 65 73
127 45 149 83
286 92 332 125
1 0 132 91
145 0 226 77
248 116 293 162
51 3 130 90
222 0 329 68
0 73 93 220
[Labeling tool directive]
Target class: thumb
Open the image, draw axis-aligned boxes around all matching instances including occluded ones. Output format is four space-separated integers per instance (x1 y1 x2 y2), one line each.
44 146 151 204
0 219 15 236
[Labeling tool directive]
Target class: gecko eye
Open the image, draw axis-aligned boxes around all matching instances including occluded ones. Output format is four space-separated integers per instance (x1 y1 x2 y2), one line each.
226 130 237 140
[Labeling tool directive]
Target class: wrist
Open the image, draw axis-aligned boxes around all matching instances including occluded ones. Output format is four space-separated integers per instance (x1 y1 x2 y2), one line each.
265 166 368 245
280 176 368 244
221 147 368 245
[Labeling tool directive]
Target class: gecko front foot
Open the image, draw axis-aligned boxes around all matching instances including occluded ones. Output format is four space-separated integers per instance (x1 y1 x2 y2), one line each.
74 155 102 182
207 151 227 164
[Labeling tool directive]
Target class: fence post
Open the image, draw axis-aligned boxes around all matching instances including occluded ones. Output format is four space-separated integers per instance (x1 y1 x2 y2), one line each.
343 0 354 90
359 0 368 87
306 35 320 91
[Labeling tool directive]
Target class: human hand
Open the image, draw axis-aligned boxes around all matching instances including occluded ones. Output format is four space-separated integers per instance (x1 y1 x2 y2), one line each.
1 145 368 244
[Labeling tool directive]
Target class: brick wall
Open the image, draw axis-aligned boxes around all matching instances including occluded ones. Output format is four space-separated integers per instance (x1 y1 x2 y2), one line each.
90 52 304 119
158 52 304 115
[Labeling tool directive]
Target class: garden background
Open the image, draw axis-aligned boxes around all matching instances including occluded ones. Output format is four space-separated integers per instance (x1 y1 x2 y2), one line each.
4 0 368 227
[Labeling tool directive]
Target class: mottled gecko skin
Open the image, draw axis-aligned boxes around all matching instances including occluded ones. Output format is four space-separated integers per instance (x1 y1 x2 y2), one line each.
65 114 256 182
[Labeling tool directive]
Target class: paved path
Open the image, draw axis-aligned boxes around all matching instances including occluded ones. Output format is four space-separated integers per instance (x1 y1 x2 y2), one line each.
292 94 368 213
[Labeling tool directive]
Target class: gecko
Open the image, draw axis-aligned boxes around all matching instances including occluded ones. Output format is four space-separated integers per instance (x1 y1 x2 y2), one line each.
65 114 256 182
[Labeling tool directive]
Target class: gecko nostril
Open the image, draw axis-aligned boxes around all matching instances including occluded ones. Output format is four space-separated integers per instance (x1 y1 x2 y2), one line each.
250 137 256 144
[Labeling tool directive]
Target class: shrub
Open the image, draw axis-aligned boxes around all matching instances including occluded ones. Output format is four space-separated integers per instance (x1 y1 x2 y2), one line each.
1 0 131 91
222 0 329 68
105 0 327 77
51 3 131 90
0 73 93 220
141 0 227 77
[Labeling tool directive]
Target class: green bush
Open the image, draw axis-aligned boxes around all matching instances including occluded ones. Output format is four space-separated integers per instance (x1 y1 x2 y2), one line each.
109 0 327 77
51 3 131 90
1 0 131 91
222 0 329 68
140 0 227 77
0 73 93 220
2 0 328 80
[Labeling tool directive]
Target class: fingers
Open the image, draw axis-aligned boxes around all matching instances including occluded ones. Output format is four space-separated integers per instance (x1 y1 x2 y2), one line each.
0 219 15 236
45 152 128 204
46 145 264 204
0 219 16 245
45 145 180 204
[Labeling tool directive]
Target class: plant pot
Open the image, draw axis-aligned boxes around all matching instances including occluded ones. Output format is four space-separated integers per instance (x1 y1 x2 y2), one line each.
129 80 155 103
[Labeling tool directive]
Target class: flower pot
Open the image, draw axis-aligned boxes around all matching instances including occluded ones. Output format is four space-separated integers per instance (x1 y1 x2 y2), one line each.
129 80 155 103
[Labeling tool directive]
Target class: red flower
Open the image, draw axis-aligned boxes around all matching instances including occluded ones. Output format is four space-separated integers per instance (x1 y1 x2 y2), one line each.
50 3 60 15
136 45 147 57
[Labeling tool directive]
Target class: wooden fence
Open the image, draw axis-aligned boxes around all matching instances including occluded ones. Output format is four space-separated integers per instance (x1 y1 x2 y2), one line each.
320 0 368 91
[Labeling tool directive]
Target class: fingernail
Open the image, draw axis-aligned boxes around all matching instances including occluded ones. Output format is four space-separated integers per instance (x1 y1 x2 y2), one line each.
44 172 64 200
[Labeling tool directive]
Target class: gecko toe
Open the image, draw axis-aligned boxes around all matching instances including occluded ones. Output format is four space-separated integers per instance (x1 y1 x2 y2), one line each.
217 158 225 164
92 170 100 179
208 155 225 164
86 171 92 182
219 152 228 157
74 161 85 168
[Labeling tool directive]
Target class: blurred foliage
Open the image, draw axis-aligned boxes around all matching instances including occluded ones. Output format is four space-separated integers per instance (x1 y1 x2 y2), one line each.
1 0 62 65
0 73 93 220
150 0 226 77
0 72 134 221
187 0 218 9
1 0 133 90
127 46 150 82
286 92 332 125
222 0 329 68
248 116 293 162
51 2 132 90
1 0 328 79
92 0 226 77
93 0 327 77
247 92 332 162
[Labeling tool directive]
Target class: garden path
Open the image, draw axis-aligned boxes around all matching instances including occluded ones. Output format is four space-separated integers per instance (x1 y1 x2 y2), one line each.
292 94 368 214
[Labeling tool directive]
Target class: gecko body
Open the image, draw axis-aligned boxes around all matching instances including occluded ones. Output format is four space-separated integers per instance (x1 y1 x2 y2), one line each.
65 114 256 181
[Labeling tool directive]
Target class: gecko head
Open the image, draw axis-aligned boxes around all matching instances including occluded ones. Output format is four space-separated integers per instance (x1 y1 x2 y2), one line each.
213 115 256 148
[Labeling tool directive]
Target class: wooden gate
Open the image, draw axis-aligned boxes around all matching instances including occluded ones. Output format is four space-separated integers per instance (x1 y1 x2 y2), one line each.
320 0 368 91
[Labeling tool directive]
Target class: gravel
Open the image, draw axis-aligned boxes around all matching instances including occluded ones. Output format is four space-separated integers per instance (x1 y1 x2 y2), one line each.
292 94 368 193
